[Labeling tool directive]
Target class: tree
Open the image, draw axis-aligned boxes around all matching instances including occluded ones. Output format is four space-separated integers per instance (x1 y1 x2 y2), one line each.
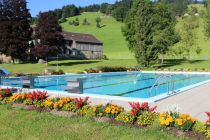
54 9 62 19
62 5 80 19
95 17 101 28
112 0 132 22
205 0 210 38
0 0 32 63
100 3 109 14
33 11 65 61
123 0 158 67
83 18 90 25
82 4 100 12
160 0 189 17
106 5 114 15
180 16 199 60
73 18 80 26
153 1 180 64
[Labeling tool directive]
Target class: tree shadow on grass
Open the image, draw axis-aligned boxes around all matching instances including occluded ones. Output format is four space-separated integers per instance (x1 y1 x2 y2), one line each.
49 60 101 66
156 59 206 68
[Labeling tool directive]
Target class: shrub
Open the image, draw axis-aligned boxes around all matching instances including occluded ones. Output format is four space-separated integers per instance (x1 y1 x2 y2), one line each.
206 130 210 138
27 91 48 102
206 112 210 126
102 55 109 60
116 112 135 124
44 98 54 109
52 97 71 111
63 102 77 112
59 18 67 23
137 112 158 126
99 66 127 72
11 93 27 104
104 103 124 118
175 114 197 131
34 100 45 108
0 88 13 100
73 18 80 26
159 112 174 127
85 68 100 73
93 104 105 117
51 70 64 75
82 18 90 26
192 121 207 134
78 105 95 118
72 97 89 110
129 102 157 118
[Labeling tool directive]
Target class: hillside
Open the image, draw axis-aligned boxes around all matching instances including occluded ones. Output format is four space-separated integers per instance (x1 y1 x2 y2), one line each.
60 12 133 59
172 4 210 60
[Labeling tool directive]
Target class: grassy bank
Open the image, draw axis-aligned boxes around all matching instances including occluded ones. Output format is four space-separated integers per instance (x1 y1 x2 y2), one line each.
0 105 189 140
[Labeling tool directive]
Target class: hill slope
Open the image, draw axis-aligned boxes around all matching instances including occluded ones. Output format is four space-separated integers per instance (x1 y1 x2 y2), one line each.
172 4 210 61
61 12 133 59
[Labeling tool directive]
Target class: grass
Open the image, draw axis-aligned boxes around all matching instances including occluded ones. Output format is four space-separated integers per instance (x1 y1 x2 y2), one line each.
61 12 133 59
0 59 137 73
0 105 189 140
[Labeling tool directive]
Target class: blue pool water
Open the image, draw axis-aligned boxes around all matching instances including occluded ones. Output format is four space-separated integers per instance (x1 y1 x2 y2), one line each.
1 72 210 99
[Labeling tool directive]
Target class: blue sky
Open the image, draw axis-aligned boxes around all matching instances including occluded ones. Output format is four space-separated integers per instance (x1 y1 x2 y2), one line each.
27 0 116 17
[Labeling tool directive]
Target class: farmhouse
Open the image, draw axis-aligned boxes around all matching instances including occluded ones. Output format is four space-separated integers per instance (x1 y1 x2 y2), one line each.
61 31 103 59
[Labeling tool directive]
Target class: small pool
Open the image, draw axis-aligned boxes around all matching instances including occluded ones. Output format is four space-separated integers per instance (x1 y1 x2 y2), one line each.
1 72 210 101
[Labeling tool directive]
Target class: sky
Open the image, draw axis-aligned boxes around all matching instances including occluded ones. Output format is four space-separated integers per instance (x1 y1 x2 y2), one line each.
27 0 116 17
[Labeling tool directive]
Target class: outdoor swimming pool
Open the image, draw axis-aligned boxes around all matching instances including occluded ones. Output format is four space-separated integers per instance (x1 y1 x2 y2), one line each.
1 72 210 101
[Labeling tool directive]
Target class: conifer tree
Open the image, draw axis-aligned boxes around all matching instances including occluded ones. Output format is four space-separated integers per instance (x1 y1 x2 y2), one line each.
123 0 157 67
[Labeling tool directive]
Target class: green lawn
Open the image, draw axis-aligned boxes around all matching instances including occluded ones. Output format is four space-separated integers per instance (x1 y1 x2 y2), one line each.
0 105 189 140
61 12 133 59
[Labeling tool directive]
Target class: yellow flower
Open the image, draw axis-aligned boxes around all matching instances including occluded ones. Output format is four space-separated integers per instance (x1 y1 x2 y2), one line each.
168 116 173 122
165 120 170 126
93 107 97 112
105 107 111 113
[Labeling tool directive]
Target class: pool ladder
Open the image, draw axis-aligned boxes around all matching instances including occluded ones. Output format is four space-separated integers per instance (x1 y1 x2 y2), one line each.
148 74 175 97
135 66 141 72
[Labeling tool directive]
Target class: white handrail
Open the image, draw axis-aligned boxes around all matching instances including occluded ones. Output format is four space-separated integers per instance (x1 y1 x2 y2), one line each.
135 66 141 72
148 74 174 97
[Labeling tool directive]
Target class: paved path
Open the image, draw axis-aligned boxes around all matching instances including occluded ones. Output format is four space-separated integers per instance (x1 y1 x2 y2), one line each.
151 82 210 122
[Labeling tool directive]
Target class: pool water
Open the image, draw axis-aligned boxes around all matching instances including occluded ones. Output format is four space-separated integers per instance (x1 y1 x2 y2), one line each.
1 72 210 99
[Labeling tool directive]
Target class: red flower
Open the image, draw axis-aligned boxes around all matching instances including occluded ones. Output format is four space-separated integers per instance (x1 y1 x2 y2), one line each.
5 88 12 95
206 112 210 117
73 97 89 109
27 90 48 101
129 102 157 117
141 102 149 110
131 109 137 117
148 106 157 112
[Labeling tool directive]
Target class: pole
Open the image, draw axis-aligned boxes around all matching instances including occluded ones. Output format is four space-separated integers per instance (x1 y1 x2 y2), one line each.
57 55 58 71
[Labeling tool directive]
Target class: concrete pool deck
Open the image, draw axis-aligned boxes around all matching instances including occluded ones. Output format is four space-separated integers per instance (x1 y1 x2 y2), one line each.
47 81 210 122
151 81 210 122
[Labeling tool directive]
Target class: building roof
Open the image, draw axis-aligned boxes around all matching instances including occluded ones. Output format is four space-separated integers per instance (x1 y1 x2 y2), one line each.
62 31 103 45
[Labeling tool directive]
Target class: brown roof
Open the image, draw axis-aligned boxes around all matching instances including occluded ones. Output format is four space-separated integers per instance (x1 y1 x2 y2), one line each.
62 31 103 45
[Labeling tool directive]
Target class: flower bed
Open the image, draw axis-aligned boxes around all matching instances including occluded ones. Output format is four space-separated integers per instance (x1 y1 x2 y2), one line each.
0 88 209 139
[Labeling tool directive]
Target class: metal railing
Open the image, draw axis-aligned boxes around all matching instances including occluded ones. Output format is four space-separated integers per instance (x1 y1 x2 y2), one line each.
148 74 175 97
135 66 141 72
